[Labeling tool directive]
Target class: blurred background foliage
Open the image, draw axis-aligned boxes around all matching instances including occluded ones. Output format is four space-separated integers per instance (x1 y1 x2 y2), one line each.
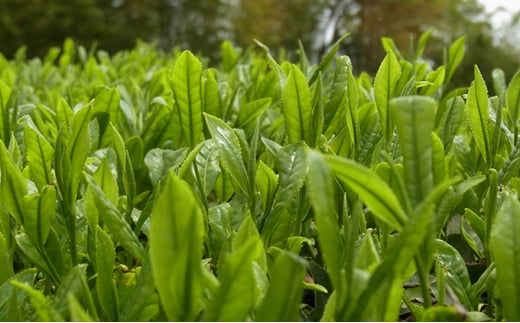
1 0 519 87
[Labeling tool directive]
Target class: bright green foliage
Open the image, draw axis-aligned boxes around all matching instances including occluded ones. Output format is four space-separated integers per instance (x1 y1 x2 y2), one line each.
1 34 520 322
491 195 520 321
150 170 205 321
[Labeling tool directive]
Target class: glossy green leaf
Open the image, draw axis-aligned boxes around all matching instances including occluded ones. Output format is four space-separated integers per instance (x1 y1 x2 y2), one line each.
150 170 205 321
324 56 349 135
463 208 486 251
23 125 54 190
490 195 520 321
435 239 474 309
172 50 203 148
256 161 278 213
92 154 119 206
144 147 188 186
86 176 146 262
390 96 436 207
0 141 27 225
204 216 265 321
205 113 249 197
282 64 312 144
22 185 56 246
96 228 118 321
466 65 491 164
374 50 401 144
325 154 407 229
255 251 307 322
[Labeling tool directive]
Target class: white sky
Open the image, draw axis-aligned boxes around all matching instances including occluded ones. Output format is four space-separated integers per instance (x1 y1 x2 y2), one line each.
479 0 520 27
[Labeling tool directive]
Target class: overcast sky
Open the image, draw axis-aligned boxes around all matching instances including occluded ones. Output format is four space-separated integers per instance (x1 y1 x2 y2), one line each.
479 0 520 27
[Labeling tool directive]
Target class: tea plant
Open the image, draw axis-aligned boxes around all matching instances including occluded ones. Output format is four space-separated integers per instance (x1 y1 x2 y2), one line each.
0 32 519 321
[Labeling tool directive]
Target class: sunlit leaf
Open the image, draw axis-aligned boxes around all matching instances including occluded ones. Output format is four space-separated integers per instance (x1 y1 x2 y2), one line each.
150 170 205 321
172 50 204 148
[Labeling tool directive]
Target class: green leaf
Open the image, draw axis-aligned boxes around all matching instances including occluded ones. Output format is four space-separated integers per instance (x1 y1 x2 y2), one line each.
0 269 36 321
10 281 64 321
0 233 11 284
306 151 345 296
68 294 94 322
172 50 204 148
53 264 99 321
374 50 401 144
435 239 474 309
86 176 146 262
150 170 205 321
96 228 119 321
490 195 520 321
325 155 407 229
422 306 466 321
438 96 465 151
349 178 458 320
255 251 307 322
445 36 465 85
308 33 350 85
204 216 266 321
282 64 312 144
256 161 278 213
202 69 221 116
92 154 119 206
93 87 120 144
144 147 188 186
463 208 486 252
119 263 159 322
507 70 520 141
236 98 271 138
466 65 491 165
205 113 249 197
23 125 54 190
0 80 11 143
22 185 56 246
390 96 436 207
0 141 27 225
416 30 433 60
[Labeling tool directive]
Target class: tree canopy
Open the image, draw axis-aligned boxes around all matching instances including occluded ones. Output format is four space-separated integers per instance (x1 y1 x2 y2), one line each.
1 0 518 85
